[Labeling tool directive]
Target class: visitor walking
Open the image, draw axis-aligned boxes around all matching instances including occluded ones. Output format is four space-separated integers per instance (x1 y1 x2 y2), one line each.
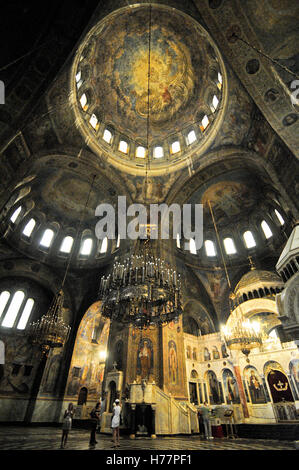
89 402 101 446
61 403 74 448
199 401 213 440
111 398 122 447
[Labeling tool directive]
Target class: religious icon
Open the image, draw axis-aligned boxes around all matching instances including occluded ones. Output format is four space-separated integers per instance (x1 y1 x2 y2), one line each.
206 370 221 404
168 340 178 385
222 369 240 404
244 366 266 404
137 338 153 380
289 359 299 395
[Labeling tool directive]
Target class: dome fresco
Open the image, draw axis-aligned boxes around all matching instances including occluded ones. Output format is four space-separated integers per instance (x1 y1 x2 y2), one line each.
71 4 227 174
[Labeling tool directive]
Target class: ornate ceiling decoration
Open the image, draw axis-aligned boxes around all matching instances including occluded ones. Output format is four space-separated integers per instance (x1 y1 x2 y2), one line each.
70 4 228 175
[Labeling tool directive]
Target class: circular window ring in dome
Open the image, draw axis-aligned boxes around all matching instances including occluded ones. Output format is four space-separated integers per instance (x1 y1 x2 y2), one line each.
70 4 228 176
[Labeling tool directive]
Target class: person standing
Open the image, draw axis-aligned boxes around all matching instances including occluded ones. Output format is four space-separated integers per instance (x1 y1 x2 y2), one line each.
61 403 74 449
200 401 213 440
89 402 101 446
111 399 122 447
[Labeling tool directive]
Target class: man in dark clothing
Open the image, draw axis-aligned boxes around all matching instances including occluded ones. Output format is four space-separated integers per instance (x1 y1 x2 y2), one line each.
89 402 101 445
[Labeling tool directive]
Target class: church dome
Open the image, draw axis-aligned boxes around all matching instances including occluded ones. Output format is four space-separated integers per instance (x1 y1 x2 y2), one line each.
234 268 283 298
70 4 227 176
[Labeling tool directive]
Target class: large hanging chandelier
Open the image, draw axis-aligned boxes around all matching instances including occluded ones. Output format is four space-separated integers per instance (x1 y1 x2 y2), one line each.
98 239 182 329
98 5 182 329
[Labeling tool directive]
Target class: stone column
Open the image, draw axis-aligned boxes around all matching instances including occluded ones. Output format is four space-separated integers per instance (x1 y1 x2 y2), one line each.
233 364 249 418
129 404 136 439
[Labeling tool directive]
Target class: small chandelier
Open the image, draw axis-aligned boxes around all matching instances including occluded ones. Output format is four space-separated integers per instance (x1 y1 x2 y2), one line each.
28 290 70 352
28 174 97 352
98 240 182 329
222 296 263 359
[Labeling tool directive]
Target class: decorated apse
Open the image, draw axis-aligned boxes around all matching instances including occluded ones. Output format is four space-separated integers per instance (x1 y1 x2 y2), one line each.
65 302 109 410
105 316 188 401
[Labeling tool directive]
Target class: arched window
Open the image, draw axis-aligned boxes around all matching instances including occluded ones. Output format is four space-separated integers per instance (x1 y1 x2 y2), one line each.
136 146 146 158
40 229 54 248
16 298 34 330
22 218 36 237
60 236 74 254
171 140 180 154
261 220 272 239
217 72 222 90
186 130 197 145
116 234 120 248
223 237 237 255
153 146 164 159
210 94 219 113
118 140 128 154
205 240 216 257
1 291 25 328
10 206 22 223
189 238 197 254
80 238 93 256
100 236 108 254
89 113 99 130
103 129 113 144
79 93 88 111
243 230 256 249
200 115 209 132
274 209 285 226
0 291 10 319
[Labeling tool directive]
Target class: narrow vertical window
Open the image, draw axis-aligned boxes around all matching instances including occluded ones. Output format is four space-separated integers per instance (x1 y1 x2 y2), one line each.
100 236 108 254
40 229 54 248
171 141 180 154
223 237 237 255
10 206 22 223
274 209 285 226
0 291 10 320
80 238 93 256
261 220 272 239
23 218 36 237
189 238 197 254
136 146 146 158
60 236 74 254
2 291 25 328
186 130 196 145
205 240 216 257
17 299 34 330
153 146 164 159
103 129 112 144
243 231 256 249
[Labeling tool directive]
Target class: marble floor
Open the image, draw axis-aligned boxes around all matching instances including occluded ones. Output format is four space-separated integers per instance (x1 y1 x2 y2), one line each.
0 426 296 451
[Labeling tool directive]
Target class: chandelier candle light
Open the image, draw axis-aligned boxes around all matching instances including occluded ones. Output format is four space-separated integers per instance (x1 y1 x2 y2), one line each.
221 305 263 358
98 249 182 329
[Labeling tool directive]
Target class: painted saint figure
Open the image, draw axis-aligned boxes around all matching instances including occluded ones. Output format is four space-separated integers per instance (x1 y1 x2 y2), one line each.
168 340 178 384
138 339 152 380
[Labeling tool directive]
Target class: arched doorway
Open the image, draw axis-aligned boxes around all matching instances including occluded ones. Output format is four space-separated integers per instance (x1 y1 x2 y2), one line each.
78 387 88 405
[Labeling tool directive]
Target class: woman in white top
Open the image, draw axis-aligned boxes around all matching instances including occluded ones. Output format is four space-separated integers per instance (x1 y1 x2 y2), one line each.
111 399 121 447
